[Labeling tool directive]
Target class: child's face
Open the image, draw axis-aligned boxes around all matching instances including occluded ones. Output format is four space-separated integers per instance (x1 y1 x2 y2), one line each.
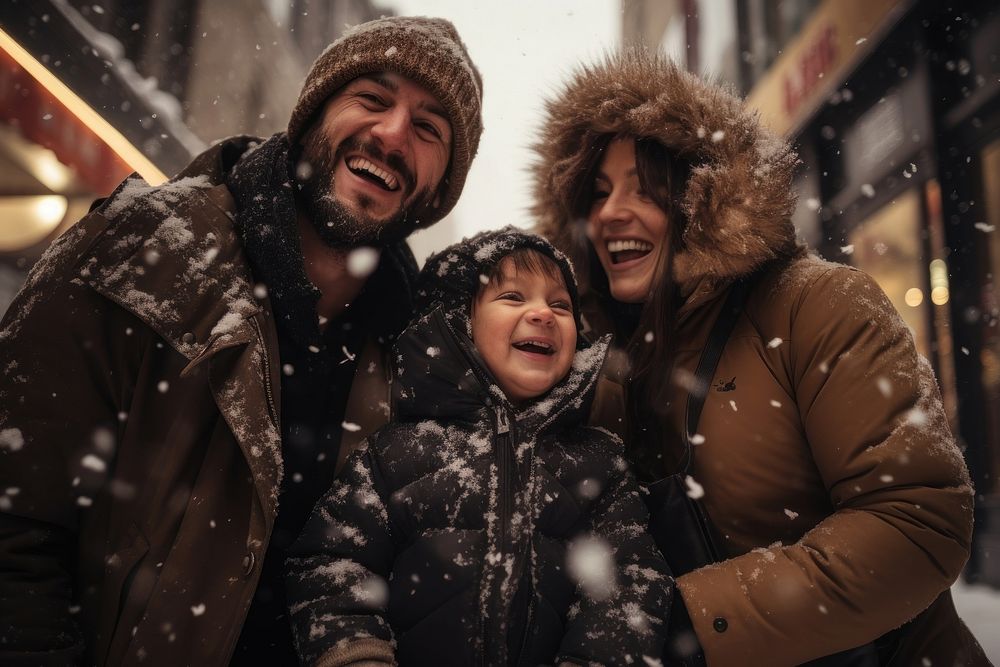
471 257 577 403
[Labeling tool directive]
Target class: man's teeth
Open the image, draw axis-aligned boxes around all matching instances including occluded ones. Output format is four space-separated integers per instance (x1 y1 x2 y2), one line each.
346 157 399 191
607 239 653 253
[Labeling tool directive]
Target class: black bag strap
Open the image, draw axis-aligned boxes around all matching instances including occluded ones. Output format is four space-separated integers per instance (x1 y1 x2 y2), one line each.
678 279 753 473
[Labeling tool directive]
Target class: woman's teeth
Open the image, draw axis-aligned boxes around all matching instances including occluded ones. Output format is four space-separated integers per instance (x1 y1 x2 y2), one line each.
607 239 653 264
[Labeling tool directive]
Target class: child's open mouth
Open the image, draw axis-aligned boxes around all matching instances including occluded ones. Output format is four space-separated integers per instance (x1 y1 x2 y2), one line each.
512 340 555 355
607 239 653 265
346 156 400 191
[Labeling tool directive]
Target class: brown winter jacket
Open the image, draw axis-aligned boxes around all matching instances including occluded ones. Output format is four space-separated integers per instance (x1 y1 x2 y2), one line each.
0 140 393 666
533 51 987 666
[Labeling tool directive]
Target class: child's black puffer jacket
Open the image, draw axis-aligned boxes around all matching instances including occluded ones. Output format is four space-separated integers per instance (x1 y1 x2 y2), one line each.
286 228 672 666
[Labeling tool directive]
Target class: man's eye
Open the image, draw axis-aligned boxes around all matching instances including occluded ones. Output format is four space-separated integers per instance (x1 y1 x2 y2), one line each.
416 121 442 140
358 92 386 106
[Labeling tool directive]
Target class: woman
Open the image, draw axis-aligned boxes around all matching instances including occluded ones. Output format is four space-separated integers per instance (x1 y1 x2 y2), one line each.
533 50 988 666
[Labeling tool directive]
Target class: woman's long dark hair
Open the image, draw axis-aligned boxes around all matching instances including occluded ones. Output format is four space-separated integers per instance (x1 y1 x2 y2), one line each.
559 134 691 480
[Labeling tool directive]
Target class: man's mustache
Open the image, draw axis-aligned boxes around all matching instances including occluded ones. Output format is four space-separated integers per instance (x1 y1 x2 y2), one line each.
334 137 416 196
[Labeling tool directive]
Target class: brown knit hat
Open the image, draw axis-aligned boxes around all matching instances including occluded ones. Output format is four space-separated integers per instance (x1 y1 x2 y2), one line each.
287 16 484 225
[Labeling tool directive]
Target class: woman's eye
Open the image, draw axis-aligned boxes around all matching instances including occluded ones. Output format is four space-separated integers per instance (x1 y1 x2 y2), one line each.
591 189 609 201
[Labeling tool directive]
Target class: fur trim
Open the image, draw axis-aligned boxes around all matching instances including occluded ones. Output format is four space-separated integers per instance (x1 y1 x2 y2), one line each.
531 49 799 286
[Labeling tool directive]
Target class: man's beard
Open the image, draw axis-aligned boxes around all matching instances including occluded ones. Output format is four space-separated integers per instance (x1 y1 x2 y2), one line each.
294 128 433 249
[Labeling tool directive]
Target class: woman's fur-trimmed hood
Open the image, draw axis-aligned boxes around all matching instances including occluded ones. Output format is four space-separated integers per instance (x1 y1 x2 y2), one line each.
532 49 799 287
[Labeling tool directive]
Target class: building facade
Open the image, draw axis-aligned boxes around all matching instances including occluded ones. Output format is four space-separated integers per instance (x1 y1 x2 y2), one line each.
624 0 1000 587
0 0 388 312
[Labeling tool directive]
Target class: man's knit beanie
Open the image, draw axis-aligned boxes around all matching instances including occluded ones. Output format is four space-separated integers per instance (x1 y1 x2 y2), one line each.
287 16 484 225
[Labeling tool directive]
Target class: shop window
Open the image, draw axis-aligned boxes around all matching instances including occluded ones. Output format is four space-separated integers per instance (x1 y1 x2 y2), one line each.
979 139 1000 489
847 188 930 355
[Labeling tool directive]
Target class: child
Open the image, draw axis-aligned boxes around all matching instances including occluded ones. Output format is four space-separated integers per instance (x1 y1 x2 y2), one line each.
285 228 672 666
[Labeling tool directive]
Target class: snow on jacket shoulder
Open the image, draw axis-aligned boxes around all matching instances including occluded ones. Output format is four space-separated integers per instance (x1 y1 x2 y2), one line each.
286 228 673 667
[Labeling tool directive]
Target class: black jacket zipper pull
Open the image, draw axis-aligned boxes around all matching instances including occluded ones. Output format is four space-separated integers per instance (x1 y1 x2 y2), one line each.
496 407 510 435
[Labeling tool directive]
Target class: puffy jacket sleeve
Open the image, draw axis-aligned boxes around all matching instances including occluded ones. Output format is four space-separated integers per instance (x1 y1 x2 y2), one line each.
286 440 397 666
0 214 122 662
557 432 674 666
677 265 974 665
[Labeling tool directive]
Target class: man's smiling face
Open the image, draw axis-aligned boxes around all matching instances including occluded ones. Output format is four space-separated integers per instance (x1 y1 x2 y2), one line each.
295 72 453 248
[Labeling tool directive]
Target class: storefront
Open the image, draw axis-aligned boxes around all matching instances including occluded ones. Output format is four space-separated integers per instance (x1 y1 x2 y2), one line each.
746 0 1000 585
0 3 185 313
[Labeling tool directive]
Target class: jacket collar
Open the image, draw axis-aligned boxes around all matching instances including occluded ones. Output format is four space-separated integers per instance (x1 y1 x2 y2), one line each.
78 169 262 364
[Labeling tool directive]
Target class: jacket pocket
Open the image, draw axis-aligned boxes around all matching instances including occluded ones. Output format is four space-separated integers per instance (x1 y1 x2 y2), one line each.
96 522 150 665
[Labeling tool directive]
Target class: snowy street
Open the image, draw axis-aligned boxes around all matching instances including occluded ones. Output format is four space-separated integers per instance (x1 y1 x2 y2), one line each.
952 580 1000 661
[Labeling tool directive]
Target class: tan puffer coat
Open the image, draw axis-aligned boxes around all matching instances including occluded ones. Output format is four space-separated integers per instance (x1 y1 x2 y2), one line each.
533 50 988 666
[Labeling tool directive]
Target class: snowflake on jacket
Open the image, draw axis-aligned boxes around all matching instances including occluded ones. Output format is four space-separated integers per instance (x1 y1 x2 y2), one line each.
286 228 673 666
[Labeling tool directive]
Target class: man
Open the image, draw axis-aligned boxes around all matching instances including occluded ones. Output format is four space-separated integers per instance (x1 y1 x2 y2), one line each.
0 16 482 665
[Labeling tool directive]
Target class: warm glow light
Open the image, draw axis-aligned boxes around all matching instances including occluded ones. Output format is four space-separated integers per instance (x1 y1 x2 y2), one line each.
34 152 72 190
0 27 167 185
931 286 949 305
928 259 950 305
904 287 924 307
0 196 68 251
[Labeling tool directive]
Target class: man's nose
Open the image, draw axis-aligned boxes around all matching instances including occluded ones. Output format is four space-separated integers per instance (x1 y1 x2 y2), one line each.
371 107 410 152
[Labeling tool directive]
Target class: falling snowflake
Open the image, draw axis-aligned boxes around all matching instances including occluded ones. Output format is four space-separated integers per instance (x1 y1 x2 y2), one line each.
0 428 25 451
567 535 617 601
906 408 928 427
684 475 704 500
191 603 206 616
347 247 379 278
81 454 107 472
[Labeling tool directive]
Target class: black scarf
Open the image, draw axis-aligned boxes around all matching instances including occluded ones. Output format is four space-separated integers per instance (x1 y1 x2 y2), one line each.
224 133 418 664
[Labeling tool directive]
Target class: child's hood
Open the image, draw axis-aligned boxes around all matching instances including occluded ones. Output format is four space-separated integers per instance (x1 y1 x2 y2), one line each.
392 226 611 429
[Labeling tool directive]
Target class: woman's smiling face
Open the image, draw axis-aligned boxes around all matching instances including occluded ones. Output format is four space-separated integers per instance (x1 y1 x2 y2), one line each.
586 139 671 304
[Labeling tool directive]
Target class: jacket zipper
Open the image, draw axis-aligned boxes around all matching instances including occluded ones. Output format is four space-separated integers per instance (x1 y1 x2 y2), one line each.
497 407 512 545
251 316 279 426
480 405 513 666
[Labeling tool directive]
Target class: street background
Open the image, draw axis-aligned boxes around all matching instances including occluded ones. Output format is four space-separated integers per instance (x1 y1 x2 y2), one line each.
0 0 997 659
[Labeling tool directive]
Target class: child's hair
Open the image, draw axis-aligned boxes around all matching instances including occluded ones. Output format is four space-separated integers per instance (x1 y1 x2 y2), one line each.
477 247 567 296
